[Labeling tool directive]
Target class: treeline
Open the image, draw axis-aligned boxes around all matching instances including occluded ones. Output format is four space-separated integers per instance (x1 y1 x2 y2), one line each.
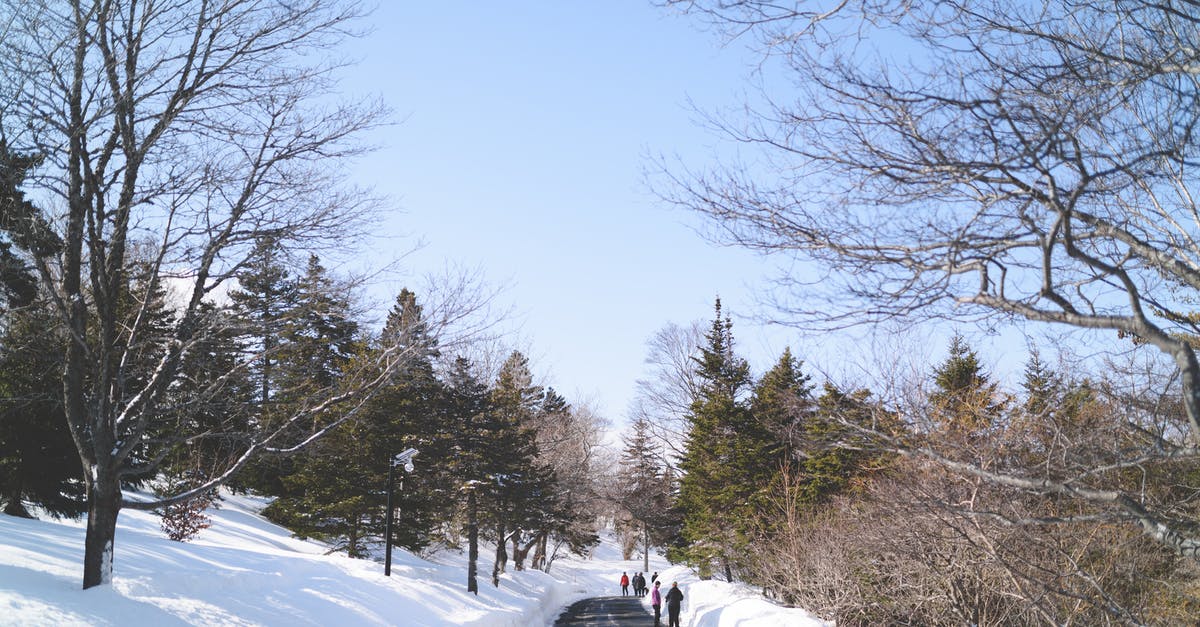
0 220 604 592
616 299 1200 625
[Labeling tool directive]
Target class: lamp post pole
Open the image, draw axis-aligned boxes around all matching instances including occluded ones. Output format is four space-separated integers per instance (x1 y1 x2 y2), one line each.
384 448 418 577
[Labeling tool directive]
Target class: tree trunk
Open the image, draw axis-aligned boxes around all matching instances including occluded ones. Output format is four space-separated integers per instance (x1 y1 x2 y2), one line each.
515 533 540 571
82 468 121 589
643 522 650 573
347 516 359 558
512 531 528 571
530 533 546 571
492 521 507 587
2 482 32 518
466 490 478 595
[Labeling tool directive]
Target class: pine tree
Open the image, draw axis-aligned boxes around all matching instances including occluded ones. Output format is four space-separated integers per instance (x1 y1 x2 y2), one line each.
617 416 675 570
742 349 814 536
929 334 1003 435
261 288 447 556
0 142 58 309
487 351 549 583
800 383 888 503
275 255 360 402
440 357 494 594
674 298 754 580
241 254 358 495
229 236 298 409
0 300 85 518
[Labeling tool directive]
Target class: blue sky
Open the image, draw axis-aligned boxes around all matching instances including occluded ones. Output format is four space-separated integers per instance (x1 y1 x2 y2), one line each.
328 1 1041 426
331 1 816 421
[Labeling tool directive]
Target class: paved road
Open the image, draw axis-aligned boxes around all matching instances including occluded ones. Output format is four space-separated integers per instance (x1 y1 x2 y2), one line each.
553 595 656 626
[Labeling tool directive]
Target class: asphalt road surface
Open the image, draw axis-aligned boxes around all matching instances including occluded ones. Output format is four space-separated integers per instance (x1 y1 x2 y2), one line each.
553 595 656 626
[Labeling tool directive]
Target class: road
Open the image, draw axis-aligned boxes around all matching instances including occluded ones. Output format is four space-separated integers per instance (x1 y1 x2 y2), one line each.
553 595 656 626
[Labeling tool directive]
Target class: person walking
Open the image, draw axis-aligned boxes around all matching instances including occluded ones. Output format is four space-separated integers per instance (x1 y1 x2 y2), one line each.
620 572 630 596
634 572 645 597
650 580 663 626
665 581 684 627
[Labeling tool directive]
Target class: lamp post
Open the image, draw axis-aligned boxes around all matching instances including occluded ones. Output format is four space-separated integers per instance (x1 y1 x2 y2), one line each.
384 447 418 577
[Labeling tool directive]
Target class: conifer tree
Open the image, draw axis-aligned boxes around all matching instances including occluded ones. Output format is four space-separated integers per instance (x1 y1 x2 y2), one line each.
487 351 549 583
440 356 495 594
675 298 754 580
261 288 446 555
800 383 888 503
0 142 58 309
229 236 298 409
743 349 814 534
241 254 358 495
0 300 85 517
617 416 676 570
929 334 1003 435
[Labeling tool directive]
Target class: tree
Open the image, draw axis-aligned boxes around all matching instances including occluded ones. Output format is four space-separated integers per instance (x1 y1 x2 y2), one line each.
928 334 1004 436
229 236 300 411
0 0 397 588
440 356 494 595
0 145 78 517
0 141 58 309
0 299 85 518
663 0 1200 561
674 298 755 579
615 415 675 571
485 351 549 583
630 321 705 464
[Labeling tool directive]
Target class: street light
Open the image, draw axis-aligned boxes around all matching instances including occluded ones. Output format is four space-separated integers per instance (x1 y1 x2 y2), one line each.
384 447 418 577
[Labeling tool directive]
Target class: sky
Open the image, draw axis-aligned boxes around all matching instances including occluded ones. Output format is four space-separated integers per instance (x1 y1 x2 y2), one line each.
333 1 807 421
324 1 1046 429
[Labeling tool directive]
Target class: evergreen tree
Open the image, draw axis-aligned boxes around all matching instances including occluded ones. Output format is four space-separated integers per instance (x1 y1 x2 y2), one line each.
0 300 85 517
1017 350 1094 452
261 288 446 555
616 416 676 570
0 145 79 517
674 298 754 580
440 356 495 594
486 351 549 583
228 236 298 409
158 302 257 481
800 383 889 503
275 255 360 402
0 142 59 309
240 254 358 495
929 334 1003 435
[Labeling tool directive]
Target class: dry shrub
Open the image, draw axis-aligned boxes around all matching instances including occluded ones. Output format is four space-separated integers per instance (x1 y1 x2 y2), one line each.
747 456 1200 625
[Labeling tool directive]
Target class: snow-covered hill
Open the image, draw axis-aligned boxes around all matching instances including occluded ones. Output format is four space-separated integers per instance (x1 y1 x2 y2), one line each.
0 493 828 626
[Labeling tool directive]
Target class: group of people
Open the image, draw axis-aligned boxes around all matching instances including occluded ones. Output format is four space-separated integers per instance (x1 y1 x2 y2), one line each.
619 570 655 597
619 571 684 627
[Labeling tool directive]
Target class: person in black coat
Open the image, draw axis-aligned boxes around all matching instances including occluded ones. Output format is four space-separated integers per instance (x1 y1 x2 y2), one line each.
665 581 684 627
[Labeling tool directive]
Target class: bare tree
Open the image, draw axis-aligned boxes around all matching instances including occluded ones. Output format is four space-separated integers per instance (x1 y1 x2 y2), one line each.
0 0 472 589
662 0 1200 561
630 321 704 465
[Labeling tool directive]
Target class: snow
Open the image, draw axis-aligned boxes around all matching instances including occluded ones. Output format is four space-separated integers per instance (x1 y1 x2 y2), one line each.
0 493 830 626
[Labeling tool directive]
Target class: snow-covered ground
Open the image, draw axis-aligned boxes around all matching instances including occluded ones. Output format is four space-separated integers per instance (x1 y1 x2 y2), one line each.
0 493 829 626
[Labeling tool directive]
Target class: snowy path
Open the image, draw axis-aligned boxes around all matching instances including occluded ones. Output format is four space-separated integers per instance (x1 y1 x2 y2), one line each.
551 596 654 626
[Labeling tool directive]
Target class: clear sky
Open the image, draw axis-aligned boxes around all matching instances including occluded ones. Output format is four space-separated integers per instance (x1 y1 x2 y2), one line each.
327 1 1050 428
330 1 817 423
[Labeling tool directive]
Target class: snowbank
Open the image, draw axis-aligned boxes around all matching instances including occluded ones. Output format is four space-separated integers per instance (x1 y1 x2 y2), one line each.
0 493 830 626
0 492 566 626
638 565 831 627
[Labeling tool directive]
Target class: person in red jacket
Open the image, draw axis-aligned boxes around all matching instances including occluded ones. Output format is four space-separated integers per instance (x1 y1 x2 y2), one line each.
620 572 630 596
